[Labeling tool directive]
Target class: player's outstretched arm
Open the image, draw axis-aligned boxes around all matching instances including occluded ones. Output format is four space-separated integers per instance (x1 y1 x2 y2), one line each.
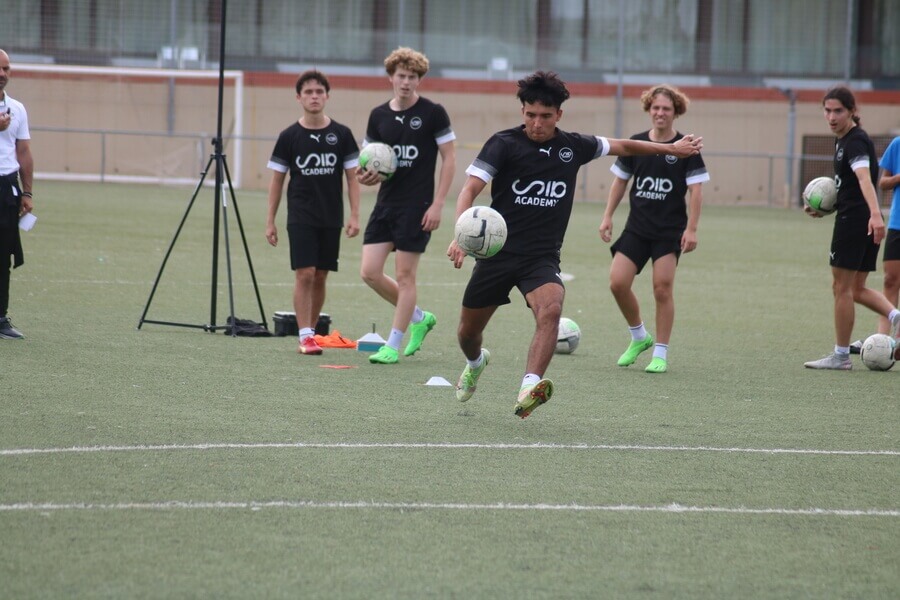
608 135 702 158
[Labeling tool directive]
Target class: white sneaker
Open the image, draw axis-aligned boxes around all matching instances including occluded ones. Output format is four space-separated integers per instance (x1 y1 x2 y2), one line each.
804 353 852 370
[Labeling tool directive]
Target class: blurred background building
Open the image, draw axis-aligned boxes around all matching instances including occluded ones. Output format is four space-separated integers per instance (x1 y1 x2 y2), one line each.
2 0 898 86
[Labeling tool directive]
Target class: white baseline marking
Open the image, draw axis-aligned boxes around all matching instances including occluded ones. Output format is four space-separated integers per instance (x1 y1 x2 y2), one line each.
1 441 897 457
1 500 897 517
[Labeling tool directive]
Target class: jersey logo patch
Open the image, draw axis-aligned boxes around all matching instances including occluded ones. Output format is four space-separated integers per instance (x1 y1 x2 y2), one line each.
309 134 321 142
539 147 551 156
559 147 573 163
410 116 423 130
395 115 406 125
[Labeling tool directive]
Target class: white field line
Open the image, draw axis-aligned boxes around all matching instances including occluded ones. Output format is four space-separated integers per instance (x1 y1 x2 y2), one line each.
1 441 898 457
1 500 897 517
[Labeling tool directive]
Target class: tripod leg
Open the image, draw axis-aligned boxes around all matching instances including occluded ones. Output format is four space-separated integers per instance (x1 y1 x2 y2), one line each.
213 152 238 337
221 155 269 329
138 153 215 329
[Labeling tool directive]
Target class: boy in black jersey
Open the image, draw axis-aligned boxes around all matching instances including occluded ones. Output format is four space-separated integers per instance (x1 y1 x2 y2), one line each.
266 71 361 356
803 87 900 370
358 47 456 365
599 85 709 374
448 71 703 418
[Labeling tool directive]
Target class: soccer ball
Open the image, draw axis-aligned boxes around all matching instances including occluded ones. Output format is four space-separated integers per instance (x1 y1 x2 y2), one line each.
454 205 507 259
859 333 896 371
555 317 581 354
359 142 397 181
802 176 837 215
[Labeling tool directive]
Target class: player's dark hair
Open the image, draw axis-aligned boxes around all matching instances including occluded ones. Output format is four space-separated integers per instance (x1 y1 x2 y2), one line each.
516 71 570 109
296 70 330 94
823 86 861 125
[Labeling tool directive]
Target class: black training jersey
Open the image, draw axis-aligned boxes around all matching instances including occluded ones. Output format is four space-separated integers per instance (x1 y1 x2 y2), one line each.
834 126 878 221
267 120 359 228
611 131 709 241
466 126 607 257
364 96 455 208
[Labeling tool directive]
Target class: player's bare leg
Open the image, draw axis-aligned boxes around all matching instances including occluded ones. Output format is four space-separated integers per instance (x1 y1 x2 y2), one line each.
360 242 399 305
294 266 321 355
609 252 641 325
878 259 900 334
610 252 653 366
647 254 677 373
456 305 498 401
514 283 562 418
310 269 328 326
390 251 420 330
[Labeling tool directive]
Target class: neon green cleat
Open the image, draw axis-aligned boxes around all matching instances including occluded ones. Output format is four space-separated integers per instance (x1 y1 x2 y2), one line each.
368 345 399 364
514 379 553 419
404 311 437 356
456 349 490 402
617 335 654 367
645 357 668 373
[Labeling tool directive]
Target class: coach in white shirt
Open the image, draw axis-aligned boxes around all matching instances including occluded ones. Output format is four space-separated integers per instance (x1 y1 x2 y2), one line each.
0 49 34 340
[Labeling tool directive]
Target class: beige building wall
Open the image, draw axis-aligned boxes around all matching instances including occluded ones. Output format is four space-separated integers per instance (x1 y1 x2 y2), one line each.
12 71 900 206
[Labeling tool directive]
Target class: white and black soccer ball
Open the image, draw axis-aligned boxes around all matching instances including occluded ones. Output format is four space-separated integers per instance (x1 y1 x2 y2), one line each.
454 205 507 259
555 317 581 354
860 333 896 371
359 142 397 181
802 176 837 215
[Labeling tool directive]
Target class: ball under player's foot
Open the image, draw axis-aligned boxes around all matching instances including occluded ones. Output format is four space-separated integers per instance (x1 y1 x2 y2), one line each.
514 379 553 419
617 335 654 367
369 345 399 364
404 311 436 356
456 349 490 402
803 353 851 370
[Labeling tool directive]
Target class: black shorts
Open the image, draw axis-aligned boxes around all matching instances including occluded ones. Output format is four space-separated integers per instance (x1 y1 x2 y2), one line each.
610 230 681 274
884 229 900 262
287 223 340 271
830 216 879 272
363 204 430 253
462 253 563 309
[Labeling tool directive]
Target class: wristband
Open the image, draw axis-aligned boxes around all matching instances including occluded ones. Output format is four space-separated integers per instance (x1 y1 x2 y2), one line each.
22 192 32 198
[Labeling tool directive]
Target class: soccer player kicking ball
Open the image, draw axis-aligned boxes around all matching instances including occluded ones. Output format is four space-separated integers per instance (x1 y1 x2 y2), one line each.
448 71 703 418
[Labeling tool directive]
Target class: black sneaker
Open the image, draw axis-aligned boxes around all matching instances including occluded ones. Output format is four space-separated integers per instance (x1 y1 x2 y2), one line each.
0 317 24 339
849 339 862 355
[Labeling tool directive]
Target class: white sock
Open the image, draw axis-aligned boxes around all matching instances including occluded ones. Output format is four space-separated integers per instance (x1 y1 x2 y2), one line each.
888 309 900 322
299 327 315 341
629 323 648 341
466 350 485 369
521 373 541 387
835 345 850 356
387 328 405 350
653 343 668 360
410 306 425 324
